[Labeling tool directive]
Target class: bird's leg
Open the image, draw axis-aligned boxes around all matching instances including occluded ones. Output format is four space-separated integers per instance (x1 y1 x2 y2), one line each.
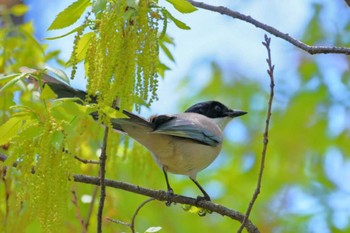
190 177 211 202
162 167 174 206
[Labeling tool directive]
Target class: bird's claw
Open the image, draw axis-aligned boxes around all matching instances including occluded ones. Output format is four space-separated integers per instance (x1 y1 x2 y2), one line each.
195 195 211 205
165 188 174 206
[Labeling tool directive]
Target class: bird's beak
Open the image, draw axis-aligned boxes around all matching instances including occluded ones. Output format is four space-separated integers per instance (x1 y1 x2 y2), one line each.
227 109 247 118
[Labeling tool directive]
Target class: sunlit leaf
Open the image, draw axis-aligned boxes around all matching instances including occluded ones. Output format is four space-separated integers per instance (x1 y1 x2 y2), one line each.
70 32 94 63
160 42 175 62
0 117 26 145
41 84 58 100
45 66 70 84
10 4 29 16
163 9 191 30
0 73 27 93
92 0 107 14
48 0 91 30
166 0 197 13
45 25 85 40
51 131 65 150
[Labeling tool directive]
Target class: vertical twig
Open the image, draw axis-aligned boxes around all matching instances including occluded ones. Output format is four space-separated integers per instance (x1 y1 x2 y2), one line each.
1 167 10 225
130 198 156 233
97 127 109 233
84 184 99 230
71 189 87 233
237 34 275 233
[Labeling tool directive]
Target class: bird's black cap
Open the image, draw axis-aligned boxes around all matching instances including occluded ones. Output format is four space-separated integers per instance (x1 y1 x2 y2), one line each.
185 101 247 118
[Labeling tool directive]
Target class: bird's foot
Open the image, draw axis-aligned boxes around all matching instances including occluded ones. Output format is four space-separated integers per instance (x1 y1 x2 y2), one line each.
195 195 211 204
194 196 212 216
165 188 175 206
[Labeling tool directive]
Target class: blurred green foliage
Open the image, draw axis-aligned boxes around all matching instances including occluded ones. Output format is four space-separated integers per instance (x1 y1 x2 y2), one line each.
1 1 350 233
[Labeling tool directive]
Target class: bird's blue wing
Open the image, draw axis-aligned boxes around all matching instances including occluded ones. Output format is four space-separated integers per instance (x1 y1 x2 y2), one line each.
151 116 222 147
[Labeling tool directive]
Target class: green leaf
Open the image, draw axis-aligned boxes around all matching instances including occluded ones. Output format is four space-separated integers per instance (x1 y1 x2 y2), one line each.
18 123 43 140
0 73 21 83
92 0 107 14
158 62 170 77
10 4 29 16
41 84 58 100
0 73 27 93
166 0 197 13
164 9 190 30
45 25 85 40
0 117 25 145
45 66 70 84
48 0 91 30
160 42 175 62
51 99 88 121
51 131 65 150
73 32 94 62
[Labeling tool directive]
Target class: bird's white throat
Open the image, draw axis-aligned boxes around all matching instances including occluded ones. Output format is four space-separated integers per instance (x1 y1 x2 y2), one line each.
211 116 233 131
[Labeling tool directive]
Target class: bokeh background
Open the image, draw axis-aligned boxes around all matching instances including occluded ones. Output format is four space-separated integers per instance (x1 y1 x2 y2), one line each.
1 0 350 232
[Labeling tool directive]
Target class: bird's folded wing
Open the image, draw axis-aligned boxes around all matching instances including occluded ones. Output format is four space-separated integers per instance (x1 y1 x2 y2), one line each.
152 117 222 147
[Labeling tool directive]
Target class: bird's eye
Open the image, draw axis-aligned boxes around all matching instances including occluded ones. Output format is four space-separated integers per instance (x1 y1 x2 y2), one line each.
214 105 221 112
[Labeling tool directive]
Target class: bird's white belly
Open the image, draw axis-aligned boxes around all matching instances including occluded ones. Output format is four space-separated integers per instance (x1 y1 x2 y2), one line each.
151 138 222 179
122 124 222 179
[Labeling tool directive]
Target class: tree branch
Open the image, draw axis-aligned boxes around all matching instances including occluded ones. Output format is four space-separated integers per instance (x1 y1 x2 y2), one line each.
187 0 350 55
237 35 275 232
73 174 260 233
97 127 109 233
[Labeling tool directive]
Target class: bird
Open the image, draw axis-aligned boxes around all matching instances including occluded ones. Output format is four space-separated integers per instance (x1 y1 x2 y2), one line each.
112 101 247 204
23 68 247 203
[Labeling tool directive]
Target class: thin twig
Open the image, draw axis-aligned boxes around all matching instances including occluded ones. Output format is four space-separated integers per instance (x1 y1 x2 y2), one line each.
106 217 131 226
237 35 275 233
97 127 109 233
71 189 87 233
74 155 100 164
187 0 350 55
84 184 99 230
130 198 156 233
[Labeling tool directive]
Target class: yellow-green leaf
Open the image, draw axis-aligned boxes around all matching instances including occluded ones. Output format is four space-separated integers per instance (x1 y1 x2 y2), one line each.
0 117 24 145
0 73 27 93
45 25 85 40
11 4 29 16
166 0 197 13
102 105 126 118
41 84 58 100
48 0 91 30
164 10 191 30
74 32 94 62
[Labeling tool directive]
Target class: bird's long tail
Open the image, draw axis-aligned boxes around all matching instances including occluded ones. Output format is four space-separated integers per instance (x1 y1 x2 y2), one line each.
22 67 152 132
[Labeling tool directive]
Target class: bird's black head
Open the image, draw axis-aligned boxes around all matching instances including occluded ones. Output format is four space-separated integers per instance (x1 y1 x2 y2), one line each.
185 101 247 118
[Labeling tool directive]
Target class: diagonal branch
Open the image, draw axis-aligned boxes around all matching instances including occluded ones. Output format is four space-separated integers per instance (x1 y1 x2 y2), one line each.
73 174 260 233
187 0 350 55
